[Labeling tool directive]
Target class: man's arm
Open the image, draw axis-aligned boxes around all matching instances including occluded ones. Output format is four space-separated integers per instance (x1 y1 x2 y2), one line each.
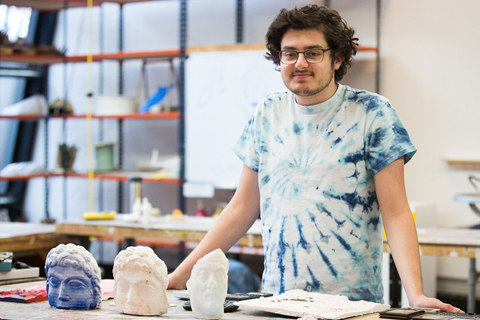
375 158 462 312
168 164 261 289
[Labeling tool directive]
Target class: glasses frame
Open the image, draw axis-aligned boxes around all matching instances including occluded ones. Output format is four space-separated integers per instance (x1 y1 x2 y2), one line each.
279 48 332 65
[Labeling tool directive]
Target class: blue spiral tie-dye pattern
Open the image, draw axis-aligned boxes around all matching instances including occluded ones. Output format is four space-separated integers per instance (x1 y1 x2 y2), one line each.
233 84 416 303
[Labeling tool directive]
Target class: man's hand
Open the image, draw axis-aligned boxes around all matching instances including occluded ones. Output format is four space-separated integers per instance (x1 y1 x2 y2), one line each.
167 271 188 290
410 294 464 313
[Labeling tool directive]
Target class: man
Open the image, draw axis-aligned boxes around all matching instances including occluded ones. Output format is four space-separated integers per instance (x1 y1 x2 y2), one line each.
169 5 461 312
45 243 101 310
113 246 169 315
187 248 229 319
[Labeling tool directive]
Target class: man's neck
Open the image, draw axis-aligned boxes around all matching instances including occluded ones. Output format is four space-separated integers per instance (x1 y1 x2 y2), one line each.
295 82 339 106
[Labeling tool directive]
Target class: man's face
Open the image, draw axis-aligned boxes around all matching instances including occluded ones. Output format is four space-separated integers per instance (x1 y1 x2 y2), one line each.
189 262 228 316
114 267 165 315
280 28 343 106
46 265 94 310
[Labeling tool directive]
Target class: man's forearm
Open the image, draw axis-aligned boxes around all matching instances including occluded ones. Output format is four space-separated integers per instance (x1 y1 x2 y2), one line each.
384 210 424 304
374 158 424 303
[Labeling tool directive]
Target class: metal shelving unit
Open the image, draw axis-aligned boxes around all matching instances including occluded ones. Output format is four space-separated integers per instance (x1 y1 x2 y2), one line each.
0 0 188 219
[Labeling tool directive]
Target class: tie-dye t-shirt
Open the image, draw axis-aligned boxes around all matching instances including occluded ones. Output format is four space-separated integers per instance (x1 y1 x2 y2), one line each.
232 84 416 303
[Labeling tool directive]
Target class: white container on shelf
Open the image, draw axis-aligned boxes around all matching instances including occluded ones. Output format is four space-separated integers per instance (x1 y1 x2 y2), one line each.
95 95 135 115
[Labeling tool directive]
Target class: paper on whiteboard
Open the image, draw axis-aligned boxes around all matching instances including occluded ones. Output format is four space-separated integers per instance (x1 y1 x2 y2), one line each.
183 182 215 198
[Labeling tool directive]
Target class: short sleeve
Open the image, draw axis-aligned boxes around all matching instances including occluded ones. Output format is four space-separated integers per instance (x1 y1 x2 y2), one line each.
232 115 260 172
365 102 417 175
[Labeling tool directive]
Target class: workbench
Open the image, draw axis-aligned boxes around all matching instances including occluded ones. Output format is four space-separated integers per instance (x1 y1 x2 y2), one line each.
0 280 382 320
54 217 480 256
55 216 263 248
55 218 480 313
0 222 71 260
3 220 480 313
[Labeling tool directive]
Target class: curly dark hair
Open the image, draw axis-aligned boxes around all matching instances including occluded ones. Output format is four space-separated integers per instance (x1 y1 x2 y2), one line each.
265 5 358 82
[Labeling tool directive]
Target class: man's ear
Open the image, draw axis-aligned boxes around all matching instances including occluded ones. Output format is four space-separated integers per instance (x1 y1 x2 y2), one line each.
334 56 344 70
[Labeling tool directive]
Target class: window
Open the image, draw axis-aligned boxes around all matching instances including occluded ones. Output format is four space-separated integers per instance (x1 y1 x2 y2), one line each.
0 5 32 194
0 5 32 42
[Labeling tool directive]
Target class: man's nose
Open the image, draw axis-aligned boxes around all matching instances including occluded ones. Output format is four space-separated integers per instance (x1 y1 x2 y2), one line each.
295 52 309 68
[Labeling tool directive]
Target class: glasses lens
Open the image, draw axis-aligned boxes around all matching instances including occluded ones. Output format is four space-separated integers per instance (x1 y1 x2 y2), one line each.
280 50 325 64
305 50 324 63
280 51 297 64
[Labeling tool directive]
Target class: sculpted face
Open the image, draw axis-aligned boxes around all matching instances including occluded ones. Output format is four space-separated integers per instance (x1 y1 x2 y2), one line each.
114 265 167 315
187 249 229 319
113 246 169 316
47 266 94 310
45 243 102 310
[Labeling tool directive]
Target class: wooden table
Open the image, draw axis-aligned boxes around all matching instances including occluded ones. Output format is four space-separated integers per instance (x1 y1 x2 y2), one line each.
55 218 480 258
0 280 382 320
56 218 480 313
0 222 71 260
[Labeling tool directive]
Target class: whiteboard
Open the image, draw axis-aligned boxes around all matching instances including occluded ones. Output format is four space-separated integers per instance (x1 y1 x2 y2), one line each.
185 50 286 190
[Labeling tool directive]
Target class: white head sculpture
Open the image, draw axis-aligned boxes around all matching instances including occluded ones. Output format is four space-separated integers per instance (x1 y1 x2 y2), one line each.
187 249 229 319
45 243 102 310
113 246 169 315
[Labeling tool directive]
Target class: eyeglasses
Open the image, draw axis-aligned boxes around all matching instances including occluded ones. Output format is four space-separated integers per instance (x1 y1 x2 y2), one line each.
279 48 332 64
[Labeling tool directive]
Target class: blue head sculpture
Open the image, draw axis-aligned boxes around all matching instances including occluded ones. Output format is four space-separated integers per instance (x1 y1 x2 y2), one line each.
45 243 102 310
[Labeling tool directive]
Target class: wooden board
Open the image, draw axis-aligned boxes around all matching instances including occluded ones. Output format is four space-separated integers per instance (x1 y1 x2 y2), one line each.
444 158 480 170
55 216 264 248
382 227 480 258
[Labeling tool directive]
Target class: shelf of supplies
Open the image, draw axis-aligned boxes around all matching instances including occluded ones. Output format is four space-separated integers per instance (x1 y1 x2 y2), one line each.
0 173 60 181
0 115 44 121
2 0 161 11
0 45 378 66
66 50 180 62
0 172 180 183
0 50 179 65
0 66 43 78
83 112 180 120
0 53 64 65
444 159 480 170
0 112 180 121
66 172 181 183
